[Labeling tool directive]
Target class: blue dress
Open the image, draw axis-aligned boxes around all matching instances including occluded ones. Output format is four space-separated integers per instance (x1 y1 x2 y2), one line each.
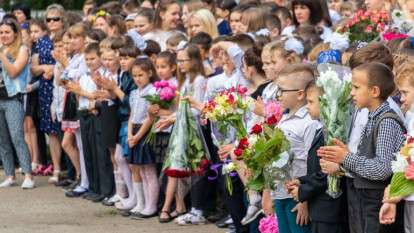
33 35 59 134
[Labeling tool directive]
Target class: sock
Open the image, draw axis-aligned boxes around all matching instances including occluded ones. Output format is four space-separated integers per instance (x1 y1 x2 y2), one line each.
141 165 160 215
249 190 261 204
114 171 128 198
115 145 133 198
191 207 203 217
75 129 89 190
131 182 145 213
116 182 137 210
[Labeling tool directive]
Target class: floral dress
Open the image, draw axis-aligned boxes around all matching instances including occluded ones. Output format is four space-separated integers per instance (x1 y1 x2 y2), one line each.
33 35 59 134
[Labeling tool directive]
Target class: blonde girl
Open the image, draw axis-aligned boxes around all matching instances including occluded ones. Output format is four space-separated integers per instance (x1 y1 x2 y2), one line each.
188 9 219 39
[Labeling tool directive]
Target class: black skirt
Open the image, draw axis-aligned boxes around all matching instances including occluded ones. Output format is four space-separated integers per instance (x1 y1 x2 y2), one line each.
152 132 171 164
25 90 39 117
96 101 119 149
62 92 78 121
129 124 155 165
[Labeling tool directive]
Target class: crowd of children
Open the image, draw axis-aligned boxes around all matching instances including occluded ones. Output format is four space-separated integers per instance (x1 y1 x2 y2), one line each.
0 0 414 233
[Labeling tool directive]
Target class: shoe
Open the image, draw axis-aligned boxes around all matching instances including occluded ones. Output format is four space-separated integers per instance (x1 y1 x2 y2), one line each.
102 195 121 206
226 224 237 233
133 211 157 219
91 195 105 203
66 179 80 190
158 211 172 223
0 178 16 188
176 212 207 225
55 179 74 187
32 165 46 176
21 178 35 189
129 211 144 220
84 192 99 200
120 210 132 217
241 204 264 225
216 215 233 228
65 189 87 198
42 165 54 176
48 170 60 184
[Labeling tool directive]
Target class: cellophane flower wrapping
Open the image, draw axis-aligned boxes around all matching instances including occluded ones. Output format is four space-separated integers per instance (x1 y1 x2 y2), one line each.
389 110 414 198
316 64 353 198
143 81 177 144
163 92 210 178
259 215 279 233
234 102 291 192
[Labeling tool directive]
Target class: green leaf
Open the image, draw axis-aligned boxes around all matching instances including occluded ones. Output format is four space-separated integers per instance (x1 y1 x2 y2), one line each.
390 172 414 198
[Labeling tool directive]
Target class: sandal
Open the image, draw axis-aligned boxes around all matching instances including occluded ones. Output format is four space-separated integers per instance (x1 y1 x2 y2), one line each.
170 210 187 219
158 211 172 223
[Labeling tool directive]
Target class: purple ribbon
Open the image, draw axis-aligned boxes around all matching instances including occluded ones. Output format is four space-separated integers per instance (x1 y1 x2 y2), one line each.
208 160 238 181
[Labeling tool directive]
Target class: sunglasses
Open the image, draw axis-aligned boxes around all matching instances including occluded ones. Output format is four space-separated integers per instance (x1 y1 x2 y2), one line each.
46 17 61 23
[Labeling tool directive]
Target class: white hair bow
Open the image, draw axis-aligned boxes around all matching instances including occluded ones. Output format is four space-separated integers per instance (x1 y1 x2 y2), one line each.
284 37 304 55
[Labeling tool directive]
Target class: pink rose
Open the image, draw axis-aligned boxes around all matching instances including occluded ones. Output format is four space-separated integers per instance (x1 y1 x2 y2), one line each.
406 164 414 181
365 25 373 33
259 215 279 233
159 87 176 101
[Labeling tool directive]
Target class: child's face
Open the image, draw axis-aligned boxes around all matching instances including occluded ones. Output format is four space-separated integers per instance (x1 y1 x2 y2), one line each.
406 0 414 20
189 17 204 37
351 70 375 109
328 0 343 11
13 10 27 24
341 10 353 18
54 41 65 55
177 50 191 73
85 51 101 71
156 58 175 80
306 87 321 120
101 50 119 73
262 49 274 80
132 66 151 88
161 3 181 30
364 0 385 11
29 24 45 42
271 51 288 76
166 42 178 53
230 12 242 34
134 15 152 35
215 8 229 19
63 35 73 55
276 75 304 110
398 79 414 113
93 17 110 34
120 56 135 72
70 35 85 54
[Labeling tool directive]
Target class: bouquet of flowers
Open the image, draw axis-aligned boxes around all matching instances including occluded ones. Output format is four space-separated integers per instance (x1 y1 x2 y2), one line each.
316 64 353 198
339 10 389 44
202 85 253 139
233 102 290 191
162 91 210 178
389 135 414 198
259 215 279 233
143 80 177 144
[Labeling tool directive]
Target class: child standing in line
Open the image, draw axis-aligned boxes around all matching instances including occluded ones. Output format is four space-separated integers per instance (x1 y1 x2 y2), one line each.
127 58 160 218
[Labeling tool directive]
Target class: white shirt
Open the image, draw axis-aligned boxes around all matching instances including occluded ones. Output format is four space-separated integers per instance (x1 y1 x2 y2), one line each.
78 68 105 110
101 69 119 106
143 30 178 51
51 62 66 121
129 84 156 124
348 97 405 154
181 74 207 117
64 53 88 82
272 106 322 200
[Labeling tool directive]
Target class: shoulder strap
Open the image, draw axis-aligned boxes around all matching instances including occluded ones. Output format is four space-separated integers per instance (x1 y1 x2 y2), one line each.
373 112 406 146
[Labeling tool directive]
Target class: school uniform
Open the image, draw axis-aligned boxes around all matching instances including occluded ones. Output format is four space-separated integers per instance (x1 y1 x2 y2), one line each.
128 84 156 165
343 102 405 233
273 106 321 233
298 128 349 233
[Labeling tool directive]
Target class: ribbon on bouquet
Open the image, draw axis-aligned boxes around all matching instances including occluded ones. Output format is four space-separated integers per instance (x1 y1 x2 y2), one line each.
207 160 238 181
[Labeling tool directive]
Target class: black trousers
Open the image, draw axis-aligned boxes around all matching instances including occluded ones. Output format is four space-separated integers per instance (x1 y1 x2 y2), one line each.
311 221 345 233
80 112 114 197
347 178 404 233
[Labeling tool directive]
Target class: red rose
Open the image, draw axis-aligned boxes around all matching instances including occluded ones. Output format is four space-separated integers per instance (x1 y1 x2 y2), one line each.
266 115 279 126
227 94 235 104
408 136 414 144
250 124 263 134
234 148 243 157
238 137 249 149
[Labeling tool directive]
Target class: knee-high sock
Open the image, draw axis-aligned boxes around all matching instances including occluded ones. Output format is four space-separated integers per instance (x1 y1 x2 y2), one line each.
131 181 145 212
115 145 132 197
141 164 160 215
115 181 137 210
75 129 89 190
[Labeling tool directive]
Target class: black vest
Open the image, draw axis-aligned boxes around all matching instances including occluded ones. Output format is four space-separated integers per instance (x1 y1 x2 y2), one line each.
354 111 406 189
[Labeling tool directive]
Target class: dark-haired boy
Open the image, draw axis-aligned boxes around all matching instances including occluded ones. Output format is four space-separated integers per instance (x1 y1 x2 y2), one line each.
318 62 406 233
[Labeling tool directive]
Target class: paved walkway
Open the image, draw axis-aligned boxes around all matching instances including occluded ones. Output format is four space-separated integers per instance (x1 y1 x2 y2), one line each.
0 172 224 233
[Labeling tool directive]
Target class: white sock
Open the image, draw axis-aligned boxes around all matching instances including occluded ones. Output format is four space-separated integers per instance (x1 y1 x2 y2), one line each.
249 191 261 204
116 182 137 210
131 182 145 212
191 207 203 216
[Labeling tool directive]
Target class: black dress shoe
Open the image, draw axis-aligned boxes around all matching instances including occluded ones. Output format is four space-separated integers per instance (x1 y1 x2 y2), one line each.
85 192 99 200
65 189 87 198
102 197 115 206
91 195 105 202
133 212 158 219
216 215 232 228
120 210 131 217
55 179 74 187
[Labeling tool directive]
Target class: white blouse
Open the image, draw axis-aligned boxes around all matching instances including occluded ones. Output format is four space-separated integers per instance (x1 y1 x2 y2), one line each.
129 84 156 124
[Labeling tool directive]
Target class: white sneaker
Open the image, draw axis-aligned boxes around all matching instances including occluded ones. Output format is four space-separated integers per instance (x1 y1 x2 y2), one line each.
21 178 35 189
176 212 207 225
0 178 16 188
108 194 121 203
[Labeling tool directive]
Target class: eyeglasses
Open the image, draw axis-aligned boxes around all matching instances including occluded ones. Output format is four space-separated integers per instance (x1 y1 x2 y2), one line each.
276 88 301 97
177 59 190 64
46 17 61 23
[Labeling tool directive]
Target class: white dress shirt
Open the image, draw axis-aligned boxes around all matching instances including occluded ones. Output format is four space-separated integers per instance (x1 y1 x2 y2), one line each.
129 84 156 124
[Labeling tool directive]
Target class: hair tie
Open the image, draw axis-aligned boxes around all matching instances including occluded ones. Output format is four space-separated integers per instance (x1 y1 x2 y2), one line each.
284 37 304 55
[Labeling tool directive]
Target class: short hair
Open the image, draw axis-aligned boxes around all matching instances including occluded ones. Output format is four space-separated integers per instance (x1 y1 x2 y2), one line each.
354 62 395 101
29 19 48 32
216 0 237 11
279 63 315 89
11 3 31 20
189 32 212 51
87 29 107 42
144 40 161 57
166 32 188 47
136 7 155 22
244 46 264 76
304 80 321 95
396 60 414 88
68 23 88 38
157 51 177 66
349 42 393 70
229 34 255 51
264 13 281 32
85 42 101 56
119 45 141 57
